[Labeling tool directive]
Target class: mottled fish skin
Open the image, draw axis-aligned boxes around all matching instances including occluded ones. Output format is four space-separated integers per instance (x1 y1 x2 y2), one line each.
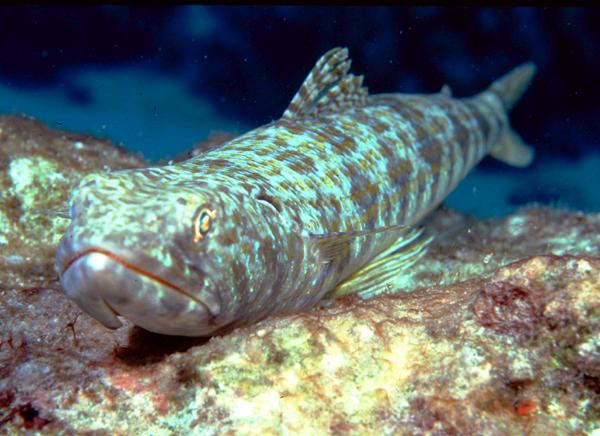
56 47 536 336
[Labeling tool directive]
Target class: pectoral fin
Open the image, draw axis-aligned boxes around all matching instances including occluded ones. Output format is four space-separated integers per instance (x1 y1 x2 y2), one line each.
327 227 432 299
31 208 71 219
308 223 415 265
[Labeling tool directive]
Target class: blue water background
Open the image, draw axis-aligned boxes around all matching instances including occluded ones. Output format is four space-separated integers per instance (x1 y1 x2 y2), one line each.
0 6 598 218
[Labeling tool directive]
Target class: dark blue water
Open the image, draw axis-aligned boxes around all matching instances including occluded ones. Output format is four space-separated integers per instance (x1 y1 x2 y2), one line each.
0 6 598 217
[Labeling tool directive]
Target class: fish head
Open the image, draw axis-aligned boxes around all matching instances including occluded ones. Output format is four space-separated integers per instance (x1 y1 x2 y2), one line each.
56 168 274 337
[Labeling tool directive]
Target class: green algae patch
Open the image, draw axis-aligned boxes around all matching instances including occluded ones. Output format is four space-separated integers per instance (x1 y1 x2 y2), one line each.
8 156 69 210
0 209 15 246
6 156 73 254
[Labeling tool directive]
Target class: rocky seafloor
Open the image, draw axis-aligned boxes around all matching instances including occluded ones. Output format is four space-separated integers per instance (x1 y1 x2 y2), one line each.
0 115 598 434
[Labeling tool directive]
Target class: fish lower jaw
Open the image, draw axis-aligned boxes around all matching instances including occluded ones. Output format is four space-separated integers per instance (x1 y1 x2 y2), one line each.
59 251 218 336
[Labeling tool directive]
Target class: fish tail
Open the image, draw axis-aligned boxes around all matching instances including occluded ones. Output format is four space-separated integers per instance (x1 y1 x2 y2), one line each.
485 62 537 167
488 62 537 112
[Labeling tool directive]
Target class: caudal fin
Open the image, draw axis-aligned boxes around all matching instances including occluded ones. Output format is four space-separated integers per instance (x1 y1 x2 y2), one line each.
485 62 537 167
488 62 537 112
489 129 534 167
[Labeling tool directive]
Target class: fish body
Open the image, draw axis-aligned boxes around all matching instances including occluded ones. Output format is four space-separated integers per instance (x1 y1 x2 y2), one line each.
56 48 536 336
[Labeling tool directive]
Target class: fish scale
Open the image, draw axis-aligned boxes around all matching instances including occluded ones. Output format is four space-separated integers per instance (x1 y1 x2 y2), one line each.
56 47 536 336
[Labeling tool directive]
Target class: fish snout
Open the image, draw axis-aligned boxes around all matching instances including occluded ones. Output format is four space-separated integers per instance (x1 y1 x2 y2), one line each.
56 238 223 336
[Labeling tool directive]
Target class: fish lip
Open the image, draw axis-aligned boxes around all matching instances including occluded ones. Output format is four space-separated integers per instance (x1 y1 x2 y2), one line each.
102 297 119 315
60 247 214 316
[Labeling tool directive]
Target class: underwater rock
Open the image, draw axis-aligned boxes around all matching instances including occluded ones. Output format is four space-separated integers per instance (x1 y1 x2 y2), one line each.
0 115 598 433
0 115 147 290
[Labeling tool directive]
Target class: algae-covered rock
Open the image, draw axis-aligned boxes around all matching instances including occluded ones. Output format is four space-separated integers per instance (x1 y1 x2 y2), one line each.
0 115 598 434
0 115 147 289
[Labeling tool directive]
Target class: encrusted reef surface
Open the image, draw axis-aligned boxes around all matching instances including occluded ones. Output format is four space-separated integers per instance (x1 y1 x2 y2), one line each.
0 115 598 434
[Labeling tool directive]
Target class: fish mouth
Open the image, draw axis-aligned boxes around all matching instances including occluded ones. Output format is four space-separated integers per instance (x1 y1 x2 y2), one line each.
60 247 209 307
59 247 219 336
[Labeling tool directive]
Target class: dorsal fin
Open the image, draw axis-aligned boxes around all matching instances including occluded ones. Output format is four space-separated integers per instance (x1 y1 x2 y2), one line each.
282 47 368 120
440 84 452 97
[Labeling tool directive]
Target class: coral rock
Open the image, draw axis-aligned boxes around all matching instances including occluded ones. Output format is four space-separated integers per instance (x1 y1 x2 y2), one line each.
0 116 598 433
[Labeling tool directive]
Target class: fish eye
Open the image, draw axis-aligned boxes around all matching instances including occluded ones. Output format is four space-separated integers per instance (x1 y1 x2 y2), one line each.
193 206 217 243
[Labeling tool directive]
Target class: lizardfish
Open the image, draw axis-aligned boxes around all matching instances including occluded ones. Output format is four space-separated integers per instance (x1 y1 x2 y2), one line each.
56 47 536 336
